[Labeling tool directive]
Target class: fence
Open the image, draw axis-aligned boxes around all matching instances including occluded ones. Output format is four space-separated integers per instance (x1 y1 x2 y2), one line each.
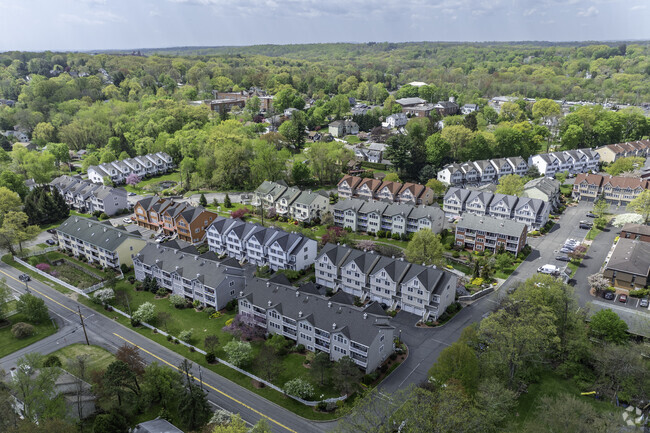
20 246 58 258
458 286 494 302
13 256 89 297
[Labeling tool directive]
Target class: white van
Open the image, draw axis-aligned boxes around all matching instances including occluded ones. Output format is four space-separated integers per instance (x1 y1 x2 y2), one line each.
537 264 560 275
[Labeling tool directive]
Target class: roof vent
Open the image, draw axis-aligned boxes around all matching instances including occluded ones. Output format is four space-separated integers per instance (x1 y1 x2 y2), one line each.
266 281 270 287
332 322 336 330
239 290 244 297
400 257 404 261
328 301 332 308
156 244 160 249
196 273 200 279
363 313 368 320
268 300 272 306
175 266 179 270
298 311 303 317
432 265 437 269
295 291 299 297
155 259 159 264
103 227 107 232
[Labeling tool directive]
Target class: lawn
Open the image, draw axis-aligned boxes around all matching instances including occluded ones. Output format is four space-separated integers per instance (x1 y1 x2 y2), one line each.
24 251 115 289
512 371 619 429
70 210 92 218
49 343 115 372
586 226 603 241
2 254 71 295
0 313 58 358
124 171 182 194
445 258 472 275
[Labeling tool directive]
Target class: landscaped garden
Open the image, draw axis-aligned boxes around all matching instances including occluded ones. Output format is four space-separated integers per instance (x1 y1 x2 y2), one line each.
23 251 119 290
123 170 182 195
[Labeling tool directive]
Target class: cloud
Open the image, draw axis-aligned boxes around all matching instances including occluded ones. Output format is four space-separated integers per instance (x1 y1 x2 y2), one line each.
577 6 599 17
630 4 646 10
59 9 125 25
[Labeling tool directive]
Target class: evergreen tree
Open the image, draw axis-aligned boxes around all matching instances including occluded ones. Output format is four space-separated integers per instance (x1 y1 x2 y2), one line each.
51 187 69 220
224 194 232 208
199 193 207 207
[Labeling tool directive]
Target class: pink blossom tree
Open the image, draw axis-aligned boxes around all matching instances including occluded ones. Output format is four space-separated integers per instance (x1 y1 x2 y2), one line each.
36 263 50 272
125 173 141 186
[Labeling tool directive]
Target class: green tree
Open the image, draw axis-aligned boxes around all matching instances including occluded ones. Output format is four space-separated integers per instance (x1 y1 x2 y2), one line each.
627 189 650 223
496 174 525 196
425 178 447 199
179 156 196 190
382 172 400 183
523 394 618 433
255 345 282 382
104 360 140 406
178 359 211 430
0 187 24 222
10 354 65 423
333 356 362 396
32 122 56 146
441 125 474 159
47 143 69 168
132 302 155 323
405 230 444 267
99 148 117 163
593 343 649 405
593 197 609 219
327 94 351 120
428 341 479 394
425 134 451 169
199 193 207 207
0 171 29 199
245 96 261 116
223 340 253 367
212 414 248 433
0 279 11 321
561 124 583 149
605 156 645 176
15 293 49 324
278 111 307 149
142 362 183 410
223 193 232 208
81 154 99 172
589 309 628 344
291 161 311 187
250 418 273 433
310 351 331 386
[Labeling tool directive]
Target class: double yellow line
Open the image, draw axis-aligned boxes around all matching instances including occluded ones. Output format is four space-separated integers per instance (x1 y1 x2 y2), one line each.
0 269 79 316
113 334 298 433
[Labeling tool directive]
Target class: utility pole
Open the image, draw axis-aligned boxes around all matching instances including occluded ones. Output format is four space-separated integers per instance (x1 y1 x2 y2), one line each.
198 365 203 391
78 305 89 345
259 203 264 227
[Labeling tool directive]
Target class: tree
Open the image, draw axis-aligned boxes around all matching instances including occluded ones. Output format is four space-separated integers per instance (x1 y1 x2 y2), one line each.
0 187 22 222
212 414 248 433
178 359 211 430
81 155 99 173
199 193 207 207
0 171 29 199
283 378 315 399
48 143 70 168
125 173 140 186
604 156 644 176
245 96 261 116
104 360 140 406
333 356 362 396
278 111 307 149
593 197 609 219
66 354 90 420
204 334 219 355
91 411 129 433
428 341 479 394
250 418 273 433
628 189 650 223
440 125 474 159
496 174 525 196
532 99 561 122
10 353 65 423
0 279 11 321
223 340 253 368
405 229 444 267
327 94 351 120
425 178 447 199
382 172 400 183
132 302 155 323
562 124 583 149
15 293 49 324
587 273 610 293
593 343 649 405
142 362 183 409
589 309 628 343
291 161 311 186
99 148 117 164
115 343 146 377
223 193 232 208
523 394 618 433
310 351 331 386
32 122 56 146
255 345 282 382
179 156 196 190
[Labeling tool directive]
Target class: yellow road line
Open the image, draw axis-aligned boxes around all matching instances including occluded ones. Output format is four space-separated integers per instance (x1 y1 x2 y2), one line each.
0 269 80 316
113 333 298 433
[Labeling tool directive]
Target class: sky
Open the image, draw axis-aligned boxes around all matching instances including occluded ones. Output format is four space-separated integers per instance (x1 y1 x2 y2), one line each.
1 0 649 52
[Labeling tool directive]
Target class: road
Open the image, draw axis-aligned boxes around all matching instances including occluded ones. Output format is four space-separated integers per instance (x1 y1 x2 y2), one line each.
0 261 334 433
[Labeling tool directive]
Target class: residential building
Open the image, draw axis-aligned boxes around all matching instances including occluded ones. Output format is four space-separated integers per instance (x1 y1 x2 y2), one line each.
332 199 444 235
382 113 408 129
572 173 650 204
133 419 184 433
290 190 330 223
87 152 173 184
134 196 182 231
50 175 129 216
433 99 460 116
461 104 478 114
252 180 288 208
523 177 561 209
620 223 650 242
206 217 317 271
238 278 395 373
596 140 650 163
603 238 650 290
455 213 528 256
133 242 246 309
337 175 433 205
252 181 329 223
395 97 426 108
315 244 457 320
174 206 218 243
56 216 146 268
443 187 548 229
403 103 436 118
507 156 530 176
528 148 600 176
328 120 359 138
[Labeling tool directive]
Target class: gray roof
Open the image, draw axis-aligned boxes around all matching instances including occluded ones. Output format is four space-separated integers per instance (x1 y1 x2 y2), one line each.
523 177 560 197
133 419 184 433
395 97 426 106
240 278 393 346
332 198 366 212
466 190 494 207
441 163 462 174
507 156 526 167
358 201 388 215
93 185 127 200
620 223 650 237
606 238 650 276
341 248 381 273
367 142 387 152
56 216 142 251
317 243 352 267
407 204 444 221
490 193 518 209
293 190 328 206
514 197 545 214
370 256 410 281
456 213 527 236
444 187 471 202
402 262 452 297
382 203 413 217
473 159 493 171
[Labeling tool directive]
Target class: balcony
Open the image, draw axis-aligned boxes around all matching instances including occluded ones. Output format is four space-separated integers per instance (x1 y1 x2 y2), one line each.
350 342 368 354
282 326 297 338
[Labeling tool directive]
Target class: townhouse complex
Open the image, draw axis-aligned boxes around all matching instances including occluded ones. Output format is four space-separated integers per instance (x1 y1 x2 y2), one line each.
443 187 550 230
454 213 528 256
332 198 444 235
595 140 650 163
604 235 650 291
206 217 317 271
133 242 246 310
315 243 456 320
56 216 146 268
437 148 599 185
87 152 174 185
572 173 650 205
337 175 434 205
252 181 330 223
50 175 129 216
134 196 218 243
239 278 395 373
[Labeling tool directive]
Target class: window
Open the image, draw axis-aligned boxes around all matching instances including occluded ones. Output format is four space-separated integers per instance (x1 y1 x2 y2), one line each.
229 281 235 286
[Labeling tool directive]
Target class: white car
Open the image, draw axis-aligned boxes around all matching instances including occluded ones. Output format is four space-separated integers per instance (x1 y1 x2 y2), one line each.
122 218 133 224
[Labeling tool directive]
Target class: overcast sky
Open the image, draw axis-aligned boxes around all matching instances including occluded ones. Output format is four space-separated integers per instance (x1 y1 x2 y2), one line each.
1 0 649 52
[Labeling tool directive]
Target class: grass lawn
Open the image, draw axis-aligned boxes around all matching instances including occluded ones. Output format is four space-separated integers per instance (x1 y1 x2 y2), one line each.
0 313 58 358
49 343 115 371
586 226 603 241
567 260 579 277
512 371 619 429
24 251 116 289
70 210 92 218
124 171 182 194
2 254 71 295
560 184 573 196
445 259 471 275
344 135 362 144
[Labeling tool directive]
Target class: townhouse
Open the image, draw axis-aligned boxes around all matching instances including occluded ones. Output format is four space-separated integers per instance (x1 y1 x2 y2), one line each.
238 278 395 373
332 199 444 235
56 216 146 268
455 213 528 256
315 243 457 320
205 217 317 271
252 181 330 223
620 223 650 242
443 187 549 230
603 238 650 291
596 140 650 163
337 175 434 205
50 175 128 216
328 120 359 138
522 177 561 209
87 152 173 185
528 148 600 176
174 206 218 244
133 242 246 309
572 173 650 205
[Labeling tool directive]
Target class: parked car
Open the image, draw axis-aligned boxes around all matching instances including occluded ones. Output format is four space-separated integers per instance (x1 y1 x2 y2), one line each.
122 218 133 224
619 294 628 303
559 248 574 254
579 223 592 229
579 220 593 227
555 255 571 262
45 239 56 246
639 298 649 308
585 212 596 218
18 274 30 282
603 291 615 300
128 192 136 196
46 229 56 234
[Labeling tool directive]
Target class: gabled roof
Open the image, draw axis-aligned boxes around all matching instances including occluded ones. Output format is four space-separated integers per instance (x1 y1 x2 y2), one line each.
358 200 388 215
514 197 545 214
456 213 527 236
329 290 356 305
606 238 650 276
56 216 143 251
377 181 402 195
338 175 363 189
466 190 494 207
317 243 352 267
341 248 380 274
574 172 604 187
444 187 471 202
357 178 382 192
408 204 444 221
370 256 410 282
489 193 518 209
620 223 650 238
332 198 366 212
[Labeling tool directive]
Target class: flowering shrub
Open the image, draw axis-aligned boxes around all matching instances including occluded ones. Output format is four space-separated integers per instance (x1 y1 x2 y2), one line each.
36 263 50 272
132 302 155 323
125 173 141 186
222 313 264 340
178 329 193 343
223 340 253 367
612 213 643 227
283 378 315 399
93 288 115 303
231 208 248 219
470 278 484 286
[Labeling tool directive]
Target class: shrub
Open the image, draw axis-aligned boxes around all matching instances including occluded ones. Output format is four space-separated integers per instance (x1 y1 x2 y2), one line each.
156 287 168 297
35 263 50 272
131 318 141 327
93 288 115 304
391 232 401 240
266 334 290 355
99 213 109 220
128 276 135 283
11 322 35 339
43 355 62 367
283 378 315 399
205 353 216 363
225 318 234 326
225 299 238 312
223 340 253 368
120 264 130 274
231 208 248 219
529 230 541 236
192 300 201 309
169 294 186 309
166 334 172 341
178 329 193 343
295 344 306 354
132 302 155 323
203 307 216 316
452 251 460 258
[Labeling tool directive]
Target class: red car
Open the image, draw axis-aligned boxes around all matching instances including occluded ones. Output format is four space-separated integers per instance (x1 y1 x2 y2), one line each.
619 294 628 303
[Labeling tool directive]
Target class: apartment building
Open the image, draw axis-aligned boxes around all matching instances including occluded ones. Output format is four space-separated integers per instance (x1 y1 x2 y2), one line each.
620 223 650 242
528 148 599 176
603 238 650 291
522 177 561 209
87 152 173 185
50 175 129 216
332 199 444 235
572 173 650 205
133 242 246 309
455 213 528 256
238 278 395 373
596 140 650 163
252 181 330 223
337 175 434 205
205 217 317 271
315 244 457 320
443 187 549 230
56 216 146 268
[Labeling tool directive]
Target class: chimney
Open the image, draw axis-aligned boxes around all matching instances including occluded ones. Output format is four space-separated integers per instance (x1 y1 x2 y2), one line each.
268 300 272 306
298 311 303 317
196 273 200 279
328 301 332 308
432 265 437 269
175 266 179 270
332 322 336 330
363 313 368 319
155 259 159 264
295 291 299 297
103 227 107 232
239 290 244 297
400 257 404 261
266 281 270 287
